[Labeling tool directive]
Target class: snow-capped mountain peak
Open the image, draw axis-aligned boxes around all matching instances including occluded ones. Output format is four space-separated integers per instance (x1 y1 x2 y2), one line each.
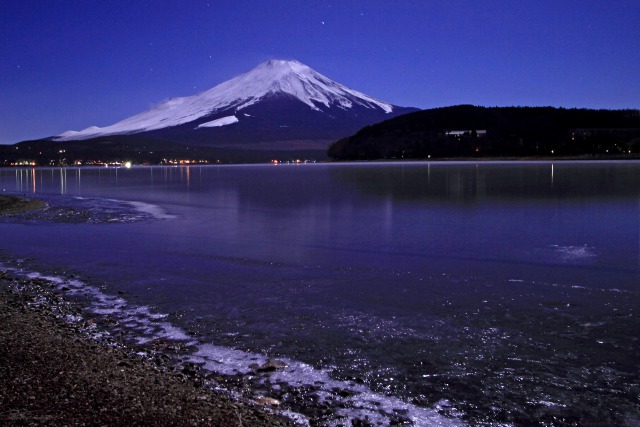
55 60 396 141
212 59 394 113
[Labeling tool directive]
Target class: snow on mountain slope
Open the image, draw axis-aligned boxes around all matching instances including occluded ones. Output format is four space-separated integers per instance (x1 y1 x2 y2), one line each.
196 115 239 128
56 60 395 141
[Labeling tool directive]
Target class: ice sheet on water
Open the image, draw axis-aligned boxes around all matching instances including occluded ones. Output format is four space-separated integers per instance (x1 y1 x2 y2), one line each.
1 193 174 224
536 244 597 264
120 200 177 219
191 344 268 375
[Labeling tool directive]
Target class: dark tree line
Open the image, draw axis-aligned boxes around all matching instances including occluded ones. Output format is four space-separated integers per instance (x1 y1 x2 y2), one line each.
328 105 640 160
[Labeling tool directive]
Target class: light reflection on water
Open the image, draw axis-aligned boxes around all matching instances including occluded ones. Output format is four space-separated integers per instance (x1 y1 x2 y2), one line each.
1 161 639 425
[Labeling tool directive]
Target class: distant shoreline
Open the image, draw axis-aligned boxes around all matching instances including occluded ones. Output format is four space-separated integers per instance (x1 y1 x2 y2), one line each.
0 152 639 170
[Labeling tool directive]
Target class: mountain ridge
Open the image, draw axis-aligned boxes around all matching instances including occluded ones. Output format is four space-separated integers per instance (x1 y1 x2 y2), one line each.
56 59 414 144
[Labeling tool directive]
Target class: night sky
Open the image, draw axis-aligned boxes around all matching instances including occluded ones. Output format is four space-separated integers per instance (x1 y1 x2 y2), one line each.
1 0 639 144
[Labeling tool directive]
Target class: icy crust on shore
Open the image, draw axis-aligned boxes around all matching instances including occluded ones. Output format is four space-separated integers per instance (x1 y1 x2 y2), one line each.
0 268 291 426
0 194 175 223
190 344 461 426
0 261 462 427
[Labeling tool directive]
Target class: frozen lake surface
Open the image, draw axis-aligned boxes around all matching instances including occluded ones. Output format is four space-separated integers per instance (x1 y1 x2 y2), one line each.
1 161 639 425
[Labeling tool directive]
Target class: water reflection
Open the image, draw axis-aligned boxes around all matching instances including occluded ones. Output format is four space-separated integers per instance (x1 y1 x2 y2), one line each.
13 168 39 194
330 161 640 204
3 162 640 206
60 168 67 194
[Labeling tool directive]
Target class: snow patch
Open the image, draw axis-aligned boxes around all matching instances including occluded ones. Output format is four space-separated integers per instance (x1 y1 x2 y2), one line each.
197 115 239 128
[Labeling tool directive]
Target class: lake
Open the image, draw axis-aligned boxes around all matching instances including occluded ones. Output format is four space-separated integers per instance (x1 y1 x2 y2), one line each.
1 161 639 426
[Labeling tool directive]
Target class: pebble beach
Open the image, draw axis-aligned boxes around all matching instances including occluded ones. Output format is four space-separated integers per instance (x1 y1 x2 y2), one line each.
0 270 295 426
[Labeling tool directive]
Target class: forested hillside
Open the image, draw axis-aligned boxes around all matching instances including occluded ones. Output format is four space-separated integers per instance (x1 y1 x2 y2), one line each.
328 105 640 160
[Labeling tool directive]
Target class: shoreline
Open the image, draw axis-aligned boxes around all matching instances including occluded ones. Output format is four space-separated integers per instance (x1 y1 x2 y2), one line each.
0 270 295 426
0 153 639 170
0 259 455 427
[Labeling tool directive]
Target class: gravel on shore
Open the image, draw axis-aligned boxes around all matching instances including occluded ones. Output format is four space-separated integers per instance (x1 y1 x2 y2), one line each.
0 271 296 426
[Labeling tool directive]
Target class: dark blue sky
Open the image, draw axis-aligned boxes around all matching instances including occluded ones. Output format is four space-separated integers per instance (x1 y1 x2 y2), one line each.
2 0 639 144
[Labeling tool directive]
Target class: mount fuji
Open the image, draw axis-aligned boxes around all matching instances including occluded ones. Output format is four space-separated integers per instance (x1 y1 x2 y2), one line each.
54 60 417 155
